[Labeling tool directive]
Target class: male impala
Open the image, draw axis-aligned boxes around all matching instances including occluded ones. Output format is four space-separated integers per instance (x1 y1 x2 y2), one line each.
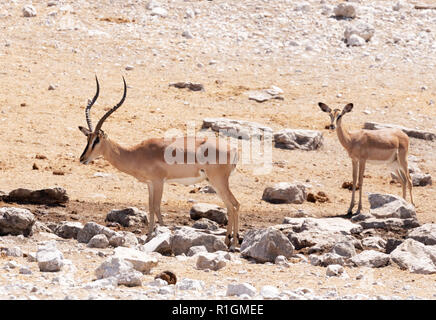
79 76 241 249
318 102 414 215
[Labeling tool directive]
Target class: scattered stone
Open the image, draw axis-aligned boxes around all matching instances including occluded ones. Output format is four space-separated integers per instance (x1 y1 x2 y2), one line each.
196 252 230 271
150 7 168 18
187 245 208 257
77 222 117 244
334 3 356 19
273 129 323 151
19 266 32 275
390 239 436 274
169 82 204 91
125 65 134 71
310 253 345 266
87 234 109 249
181 30 193 39
36 242 64 272
350 250 391 268
326 264 346 277
240 227 294 263
22 5 37 17
108 231 138 248
140 230 172 255
247 89 284 102
192 218 220 231
364 122 436 141
0 207 35 236
202 118 273 140
155 270 177 285
347 34 366 46
262 182 307 204
226 283 257 297
190 203 228 225
344 23 375 45
331 241 356 258
408 224 436 245
170 227 227 255
95 257 143 287
362 236 387 251
113 247 158 274
410 173 432 187
53 221 83 239
260 285 280 299
176 278 205 291
105 207 148 227
2 246 23 257
3 187 68 205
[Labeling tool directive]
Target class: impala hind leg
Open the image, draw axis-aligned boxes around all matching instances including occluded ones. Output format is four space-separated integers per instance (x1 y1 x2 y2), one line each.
398 150 414 206
206 171 240 250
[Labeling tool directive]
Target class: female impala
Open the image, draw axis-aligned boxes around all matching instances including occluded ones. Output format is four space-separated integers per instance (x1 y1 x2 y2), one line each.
79 76 241 249
318 102 414 215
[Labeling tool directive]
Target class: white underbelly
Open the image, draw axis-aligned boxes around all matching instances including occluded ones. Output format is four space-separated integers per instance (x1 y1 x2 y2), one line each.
367 152 399 169
165 171 207 186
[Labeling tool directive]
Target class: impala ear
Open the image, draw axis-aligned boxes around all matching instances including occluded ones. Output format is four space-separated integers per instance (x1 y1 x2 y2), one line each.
318 102 331 113
79 126 91 136
343 103 354 113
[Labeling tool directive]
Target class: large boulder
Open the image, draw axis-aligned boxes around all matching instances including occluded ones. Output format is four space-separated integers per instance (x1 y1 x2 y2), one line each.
202 118 273 140
364 122 436 141
262 182 306 204
350 250 391 268
190 203 228 225
273 129 323 151
113 247 158 274
352 194 419 231
170 227 227 255
408 224 436 245
3 187 68 205
281 217 361 251
105 207 148 227
390 239 436 274
240 227 294 263
77 222 117 244
0 207 35 236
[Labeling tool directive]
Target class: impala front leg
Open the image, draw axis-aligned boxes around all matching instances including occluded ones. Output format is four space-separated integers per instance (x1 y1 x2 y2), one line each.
356 160 366 214
347 160 358 215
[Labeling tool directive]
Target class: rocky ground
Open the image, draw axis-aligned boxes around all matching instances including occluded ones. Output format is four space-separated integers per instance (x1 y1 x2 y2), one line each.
0 0 436 300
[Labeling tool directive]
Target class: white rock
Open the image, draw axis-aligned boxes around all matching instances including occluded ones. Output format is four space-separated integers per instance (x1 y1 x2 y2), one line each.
350 250 390 268
260 285 280 299
95 257 143 287
182 30 194 39
326 264 345 277
196 252 229 271
390 239 436 274
36 242 64 272
344 23 375 43
151 7 168 18
113 247 158 274
176 278 205 291
19 266 32 275
348 34 365 47
226 283 257 297
87 234 109 249
22 5 37 17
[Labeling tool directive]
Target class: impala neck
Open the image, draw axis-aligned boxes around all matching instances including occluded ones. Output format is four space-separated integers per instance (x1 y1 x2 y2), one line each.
335 117 352 150
101 138 134 175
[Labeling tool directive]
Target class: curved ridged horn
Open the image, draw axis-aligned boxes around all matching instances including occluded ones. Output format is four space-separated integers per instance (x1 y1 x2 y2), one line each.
86 76 100 131
94 77 127 133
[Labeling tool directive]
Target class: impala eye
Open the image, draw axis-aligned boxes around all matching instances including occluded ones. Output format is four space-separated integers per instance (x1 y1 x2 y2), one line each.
92 136 100 148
